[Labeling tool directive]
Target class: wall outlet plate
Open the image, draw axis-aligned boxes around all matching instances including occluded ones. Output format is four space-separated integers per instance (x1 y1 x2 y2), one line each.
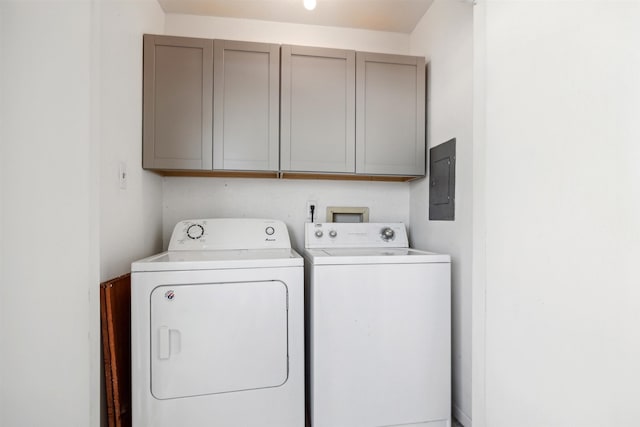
306 200 317 222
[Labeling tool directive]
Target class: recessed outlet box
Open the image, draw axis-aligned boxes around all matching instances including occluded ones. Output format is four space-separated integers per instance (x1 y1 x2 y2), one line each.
306 200 317 222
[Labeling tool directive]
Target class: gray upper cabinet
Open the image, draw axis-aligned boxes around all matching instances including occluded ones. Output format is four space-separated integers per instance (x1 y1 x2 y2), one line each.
142 35 425 179
143 35 213 170
280 45 355 173
356 52 426 176
143 35 278 172
213 40 280 171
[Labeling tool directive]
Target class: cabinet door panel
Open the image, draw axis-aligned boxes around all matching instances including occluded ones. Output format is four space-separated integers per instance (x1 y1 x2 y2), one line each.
281 46 355 173
214 40 279 171
143 35 213 170
356 53 425 176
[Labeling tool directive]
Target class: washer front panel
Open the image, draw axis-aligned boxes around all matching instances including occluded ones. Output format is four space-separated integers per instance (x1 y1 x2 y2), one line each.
307 262 451 427
304 247 450 265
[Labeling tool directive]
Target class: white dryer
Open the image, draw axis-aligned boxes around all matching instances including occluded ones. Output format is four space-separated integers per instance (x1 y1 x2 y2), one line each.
131 218 304 427
304 222 451 427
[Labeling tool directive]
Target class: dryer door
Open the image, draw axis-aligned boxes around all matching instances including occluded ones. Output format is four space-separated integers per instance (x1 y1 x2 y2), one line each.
150 280 289 399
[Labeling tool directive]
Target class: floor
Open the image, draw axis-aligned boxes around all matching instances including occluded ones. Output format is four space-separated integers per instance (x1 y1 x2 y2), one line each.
306 415 465 426
306 417 465 426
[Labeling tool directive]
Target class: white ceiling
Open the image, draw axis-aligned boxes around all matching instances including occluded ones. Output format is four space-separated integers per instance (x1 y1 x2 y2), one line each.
157 0 435 33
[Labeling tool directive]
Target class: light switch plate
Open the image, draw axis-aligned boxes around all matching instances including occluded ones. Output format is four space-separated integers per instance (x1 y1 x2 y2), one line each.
119 161 127 190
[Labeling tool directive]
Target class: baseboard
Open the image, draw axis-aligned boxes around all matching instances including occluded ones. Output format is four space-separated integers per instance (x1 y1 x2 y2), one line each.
453 405 472 427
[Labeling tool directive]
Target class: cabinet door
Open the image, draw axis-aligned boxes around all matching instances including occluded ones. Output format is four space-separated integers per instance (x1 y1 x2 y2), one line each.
213 40 279 171
356 52 425 176
281 46 355 173
143 35 213 170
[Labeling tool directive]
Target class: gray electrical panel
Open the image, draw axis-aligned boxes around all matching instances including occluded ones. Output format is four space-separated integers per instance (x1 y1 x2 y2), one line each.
429 138 456 221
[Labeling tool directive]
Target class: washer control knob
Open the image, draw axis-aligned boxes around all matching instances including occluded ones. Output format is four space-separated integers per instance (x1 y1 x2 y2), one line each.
186 224 205 240
329 230 337 238
315 230 324 238
381 227 395 241
265 226 275 236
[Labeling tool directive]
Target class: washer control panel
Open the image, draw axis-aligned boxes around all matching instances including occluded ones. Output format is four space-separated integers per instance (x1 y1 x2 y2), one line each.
305 222 408 249
169 219 292 251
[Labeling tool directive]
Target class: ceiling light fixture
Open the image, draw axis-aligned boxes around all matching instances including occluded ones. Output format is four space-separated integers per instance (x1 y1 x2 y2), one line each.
303 0 316 11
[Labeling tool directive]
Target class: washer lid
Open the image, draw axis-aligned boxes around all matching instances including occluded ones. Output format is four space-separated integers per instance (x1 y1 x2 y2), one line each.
132 248 303 272
304 247 450 265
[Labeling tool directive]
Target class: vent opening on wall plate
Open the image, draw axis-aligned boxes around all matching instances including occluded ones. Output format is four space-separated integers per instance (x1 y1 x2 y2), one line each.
326 207 370 223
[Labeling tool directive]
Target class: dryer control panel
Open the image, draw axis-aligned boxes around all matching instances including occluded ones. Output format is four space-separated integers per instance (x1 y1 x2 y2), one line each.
305 223 409 249
169 219 292 251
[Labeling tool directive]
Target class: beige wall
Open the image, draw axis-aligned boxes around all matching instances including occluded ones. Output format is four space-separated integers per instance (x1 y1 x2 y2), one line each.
0 1 98 425
165 13 410 54
409 1 475 424
99 0 165 282
0 0 166 425
474 1 640 426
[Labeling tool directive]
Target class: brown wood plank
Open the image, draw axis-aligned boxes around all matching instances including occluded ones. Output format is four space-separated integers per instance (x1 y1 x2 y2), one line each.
100 286 116 427
100 274 132 427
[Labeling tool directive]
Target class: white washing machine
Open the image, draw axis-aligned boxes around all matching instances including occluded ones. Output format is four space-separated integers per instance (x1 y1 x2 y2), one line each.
304 222 451 427
131 218 304 427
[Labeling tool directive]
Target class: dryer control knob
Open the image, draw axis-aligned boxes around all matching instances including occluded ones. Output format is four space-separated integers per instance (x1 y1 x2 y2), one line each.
186 224 205 240
315 230 324 238
381 227 395 241
329 230 337 238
